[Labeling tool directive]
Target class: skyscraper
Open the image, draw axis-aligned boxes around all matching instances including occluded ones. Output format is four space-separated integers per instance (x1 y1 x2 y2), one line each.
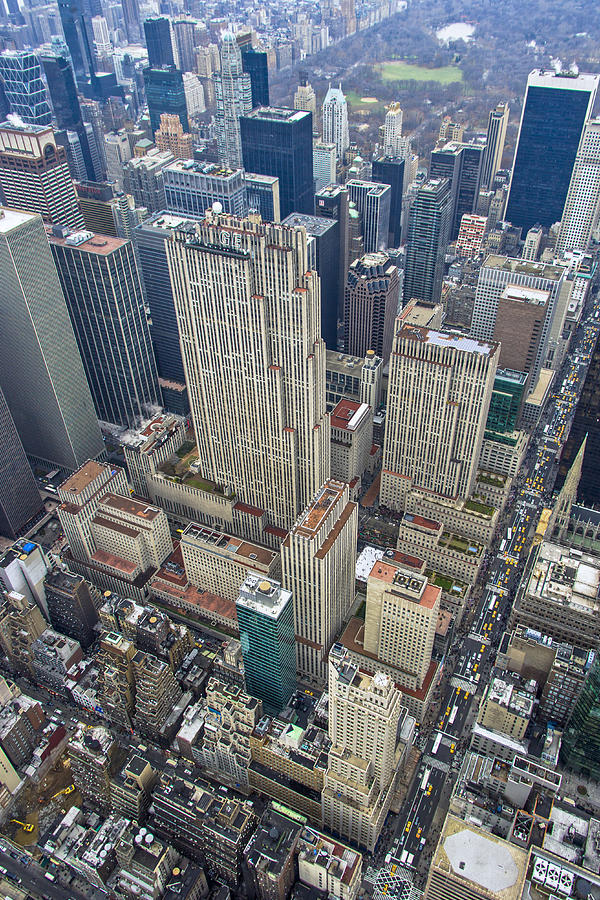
236 574 296 715
322 645 403 851
345 252 399 361
294 72 316 119
282 480 356 682
0 208 103 470
557 117 600 253
383 102 403 157
240 107 314 218
241 48 270 108
166 211 330 531
143 67 189 135
313 141 336 193
57 0 98 83
561 652 600 780
214 34 252 169
172 18 198 74
122 0 141 43
40 52 97 181
154 112 193 158
322 84 349 162
133 213 189 414
381 325 499 508
480 102 509 190
48 228 161 427
244 172 280 222
505 70 599 233
371 156 405 247
316 183 350 319
123 149 174 213
429 141 483 240
143 17 177 69
164 160 248 218
0 386 43 539
402 178 451 305
0 121 84 228
0 50 51 125
44 570 99 648
346 180 391 253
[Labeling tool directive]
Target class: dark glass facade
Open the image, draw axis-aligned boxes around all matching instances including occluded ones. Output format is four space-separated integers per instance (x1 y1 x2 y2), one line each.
240 107 313 219
430 143 482 240
506 80 594 233
561 654 600 780
242 49 270 108
237 589 296 715
0 386 42 539
57 0 98 81
403 178 451 305
143 17 175 69
143 66 188 134
372 156 404 247
41 54 96 180
485 368 528 438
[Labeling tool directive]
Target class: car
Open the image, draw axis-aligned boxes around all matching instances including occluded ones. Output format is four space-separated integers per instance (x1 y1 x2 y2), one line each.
416 827 422 839
405 821 412 833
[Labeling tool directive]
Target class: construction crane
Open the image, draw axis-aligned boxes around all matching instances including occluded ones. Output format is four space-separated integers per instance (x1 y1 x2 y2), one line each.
11 819 34 832
50 784 75 800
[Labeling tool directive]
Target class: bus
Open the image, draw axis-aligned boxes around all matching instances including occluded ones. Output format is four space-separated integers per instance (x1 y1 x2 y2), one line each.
431 733 442 755
488 595 497 611
507 527 513 540
448 705 458 726
499 539 506 552
420 767 431 791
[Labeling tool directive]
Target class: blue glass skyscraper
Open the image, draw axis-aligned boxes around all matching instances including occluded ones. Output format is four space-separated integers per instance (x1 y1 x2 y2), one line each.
0 50 51 125
506 70 599 233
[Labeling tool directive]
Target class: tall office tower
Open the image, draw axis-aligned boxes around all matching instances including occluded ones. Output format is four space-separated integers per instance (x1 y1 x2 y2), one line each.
294 72 316 119
92 16 111 57
172 18 198 73
240 108 314 218
80 98 106 178
344 252 399 361
242 48 270 108
456 213 486 258
0 50 51 125
522 224 543 261
123 149 174 212
372 156 405 247
281 480 357 682
470 255 566 380
429 141 483 240
164 160 248 218
557 118 600 253
236 574 295 714
313 141 336 192
245 172 280 222
0 209 103 470
380 325 498 509
282 211 339 350
214 34 252 169
480 102 509 190
323 645 403 851
57 0 98 84
316 183 350 319
0 121 84 228
492 285 549 384
56 460 129 561
561 653 600 780
166 212 330 530
44 570 99 648
346 180 391 254
383 102 403 157
143 17 176 69
133 213 189 415
0 386 43 539
322 84 349 162
154 113 193 158
48 229 161 428
506 70 599 233
402 178 451 305
143 67 189 135
40 53 96 181
364 564 440 689
103 129 131 189
122 0 141 43
182 72 205 119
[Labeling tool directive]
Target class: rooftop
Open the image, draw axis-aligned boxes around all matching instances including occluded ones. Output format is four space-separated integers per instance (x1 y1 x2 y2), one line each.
47 227 126 255
399 324 496 356
0 206 36 233
166 159 242 178
59 460 111 495
484 254 564 281
181 523 276 566
501 284 549 306
245 106 310 122
281 212 336 235
237 574 292 620
527 541 600 615
330 399 370 431
368 561 439 609
292 480 346 538
99 493 161 522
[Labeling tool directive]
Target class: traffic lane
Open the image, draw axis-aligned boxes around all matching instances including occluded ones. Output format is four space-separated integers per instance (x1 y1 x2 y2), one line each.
0 847 103 900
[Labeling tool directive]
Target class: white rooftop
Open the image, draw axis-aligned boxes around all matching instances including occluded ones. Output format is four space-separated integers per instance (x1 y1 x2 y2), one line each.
0 207 36 233
443 827 519 894
424 329 493 356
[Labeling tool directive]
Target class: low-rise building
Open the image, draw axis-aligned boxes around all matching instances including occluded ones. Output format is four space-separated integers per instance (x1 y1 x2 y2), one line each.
296 826 362 900
244 806 301 900
330 399 374 491
122 414 187 499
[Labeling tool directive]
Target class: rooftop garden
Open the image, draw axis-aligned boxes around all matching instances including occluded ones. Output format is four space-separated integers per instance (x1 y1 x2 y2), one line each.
465 498 496 517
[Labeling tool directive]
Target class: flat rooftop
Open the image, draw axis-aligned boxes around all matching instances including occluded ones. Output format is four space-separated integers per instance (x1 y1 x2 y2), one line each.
0 206 36 232
399 324 496 356
47 228 126 255
166 159 242 178
501 284 549 305
59 460 109 495
484 254 564 281
100 493 161 522
281 212 335 235
292 480 346 538
182 523 276 566
330 399 370 431
245 106 309 122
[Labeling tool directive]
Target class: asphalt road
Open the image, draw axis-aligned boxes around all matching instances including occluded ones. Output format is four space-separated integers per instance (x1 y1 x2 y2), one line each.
0 842 107 899
374 285 600 891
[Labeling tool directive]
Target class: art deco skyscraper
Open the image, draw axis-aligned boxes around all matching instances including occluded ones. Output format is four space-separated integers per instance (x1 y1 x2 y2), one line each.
383 102 403 157
294 72 316 118
479 102 509 190
557 117 600 253
506 70 599 233
213 33 252 168
282 480 357 682
380 324 499 509
166 211 330 532
0 208 103 471
48 229 161 427
322 84 349 162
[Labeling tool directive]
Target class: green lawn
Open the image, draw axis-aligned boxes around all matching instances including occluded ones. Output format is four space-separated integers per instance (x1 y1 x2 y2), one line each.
377 60 463 84
346 91 385 112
